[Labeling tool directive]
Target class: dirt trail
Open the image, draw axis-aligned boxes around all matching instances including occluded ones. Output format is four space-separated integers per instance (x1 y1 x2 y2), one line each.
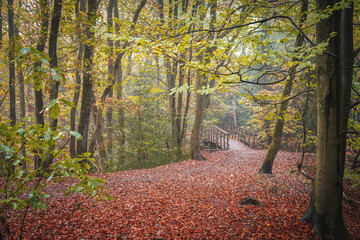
228 138 251 151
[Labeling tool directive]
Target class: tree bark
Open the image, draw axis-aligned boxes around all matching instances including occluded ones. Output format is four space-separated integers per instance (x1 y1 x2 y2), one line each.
259 0 308 174
0 0 2 48
301 1 352 239
48 0 62 130
76 0 99 156
113 0 147 151
70 0 86 158
8 0 16 127
88 86 112 169
34 0 49 170
43 0 63 170
113 0 125 147
190 0 216 160
105 0 114 160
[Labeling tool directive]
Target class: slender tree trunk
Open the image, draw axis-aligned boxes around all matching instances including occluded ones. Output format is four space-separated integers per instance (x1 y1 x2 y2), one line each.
113 0 125 147
0 0 2 48
189 76 206 159
48 0 62 130
19 70 26 169
190 0 207 160
76 0 98 156
14 0 26 169
233 92 237 127
43 0 63 170
34 0 49 170
105 0 114 160
176 59 185 152
180 56 192 148
88 86 112 170
190 0 216 160
164 0 179 154
69 0 86 158
298 90 310 172
259 0 308 174
8 0 16 127
301 1 352 238
113 0 147 152
165 58 178 149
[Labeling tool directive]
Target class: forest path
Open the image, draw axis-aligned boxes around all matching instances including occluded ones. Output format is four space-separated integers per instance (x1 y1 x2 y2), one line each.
228 138 251 151
12 148 360 239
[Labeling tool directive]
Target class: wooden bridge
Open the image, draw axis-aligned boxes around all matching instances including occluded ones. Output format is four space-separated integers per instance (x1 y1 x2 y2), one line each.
224 126 257 148
202 125 256 150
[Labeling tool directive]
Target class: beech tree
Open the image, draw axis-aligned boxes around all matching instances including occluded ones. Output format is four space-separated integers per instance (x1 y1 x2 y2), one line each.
69 0 86 158
76 0 99 156
33 0 48 170
259 0 308 174
190 0 217 160
301 0 354 238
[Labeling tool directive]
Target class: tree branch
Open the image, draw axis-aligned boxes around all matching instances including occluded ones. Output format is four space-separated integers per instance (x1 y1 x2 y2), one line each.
169 14 337 58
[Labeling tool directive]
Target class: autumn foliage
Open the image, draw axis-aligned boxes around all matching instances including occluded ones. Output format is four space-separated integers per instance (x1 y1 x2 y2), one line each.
5 146 360 239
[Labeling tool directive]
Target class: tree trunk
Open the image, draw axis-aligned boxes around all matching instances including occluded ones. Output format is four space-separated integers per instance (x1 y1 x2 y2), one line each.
34 0 49 170
105 0 114 160
259 0 308 174
48 0 62 130
76 0 98 156
233 92 238 127
69 0 86 158
165 58 178 150
113 0 147 152
113 0 125 147
88 86 113 170
180 51 192 149
301 1 352 238
19 71 26 170
190 0 216 160
0 0 2 48
8 0 16 127
43 0 63 170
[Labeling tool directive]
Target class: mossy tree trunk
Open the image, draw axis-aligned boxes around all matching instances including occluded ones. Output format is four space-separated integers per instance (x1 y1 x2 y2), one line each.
259 0 308 174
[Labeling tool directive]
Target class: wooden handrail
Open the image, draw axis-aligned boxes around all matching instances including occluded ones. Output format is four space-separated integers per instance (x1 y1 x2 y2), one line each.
202 125 229 150
224 126 257 148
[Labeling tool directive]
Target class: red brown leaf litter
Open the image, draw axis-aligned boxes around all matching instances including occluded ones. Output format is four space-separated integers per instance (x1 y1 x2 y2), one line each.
6 143 360 239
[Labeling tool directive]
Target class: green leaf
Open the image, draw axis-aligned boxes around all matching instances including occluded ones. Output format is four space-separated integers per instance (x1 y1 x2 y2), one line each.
59 99 75 108
17 170 24 178
13 159 21 166
40 58 48 64
16 128 27 137
36 66 47 73
44 128 51 141
20 47 30 55
70 131 83 140
50 103 60 119
28 191 41 208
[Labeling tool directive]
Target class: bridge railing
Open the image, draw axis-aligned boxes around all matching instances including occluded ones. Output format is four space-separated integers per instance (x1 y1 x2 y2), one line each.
202 125 229 150
224 126 256 148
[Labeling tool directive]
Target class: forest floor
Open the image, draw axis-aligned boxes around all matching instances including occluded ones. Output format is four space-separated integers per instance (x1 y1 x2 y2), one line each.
7 143 360 239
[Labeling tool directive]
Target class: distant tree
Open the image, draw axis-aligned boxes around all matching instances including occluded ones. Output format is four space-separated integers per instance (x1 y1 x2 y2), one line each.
259 0 308 174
